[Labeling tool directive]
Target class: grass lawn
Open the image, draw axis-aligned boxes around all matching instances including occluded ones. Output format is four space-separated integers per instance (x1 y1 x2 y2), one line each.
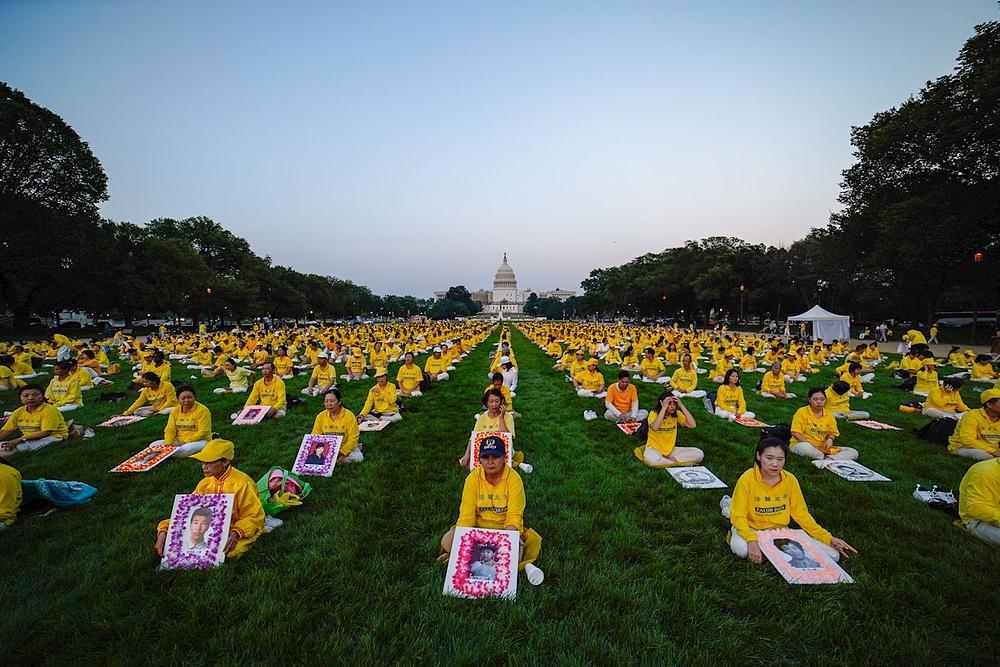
2 326 999 664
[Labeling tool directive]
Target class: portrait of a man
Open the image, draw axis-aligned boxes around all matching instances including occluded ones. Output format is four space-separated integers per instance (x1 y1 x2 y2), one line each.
185 507 213 553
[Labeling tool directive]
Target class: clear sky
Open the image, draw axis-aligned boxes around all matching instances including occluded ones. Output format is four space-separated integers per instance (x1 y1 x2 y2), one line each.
2 1 996 297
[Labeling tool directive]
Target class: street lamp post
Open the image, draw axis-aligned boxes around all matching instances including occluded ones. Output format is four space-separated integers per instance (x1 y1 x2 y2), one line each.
206 287 212 329
739 284 745 324
973 251 984 344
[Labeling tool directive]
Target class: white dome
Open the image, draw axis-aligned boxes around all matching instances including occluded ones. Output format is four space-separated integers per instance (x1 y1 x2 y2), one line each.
493 253 517 289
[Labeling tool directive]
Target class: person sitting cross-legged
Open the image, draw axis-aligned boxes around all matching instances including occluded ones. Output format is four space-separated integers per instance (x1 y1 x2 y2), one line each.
438 436 544 586
789 387 859 461
573 358 607 398
154 438 265 560
635 391 703 468
947 388 1000 461
604 371 648 423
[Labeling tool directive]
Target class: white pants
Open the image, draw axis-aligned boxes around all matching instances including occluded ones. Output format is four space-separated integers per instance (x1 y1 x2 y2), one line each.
791 442 859 461
302 386 333 396
952 448 994 461
14 372 40 379
134 406 176 417
401 390 422 398
760 392 797 399
672 389 707 399
643 445 704 466
714 407 756 420
363 412 403 422
784 374 806 383
150 439 208 456
972 377 995 384
604 409 648 422
56 404 81 413
342 446 364 463
922 408 960 420
577 389 607 398
434 373 449 381
214 387 248 394
966 519 1000 547
56 345 72 361
860 373 875 383
729 526 840 561
11 435 64 453
832 410 870 420
642 376 670 384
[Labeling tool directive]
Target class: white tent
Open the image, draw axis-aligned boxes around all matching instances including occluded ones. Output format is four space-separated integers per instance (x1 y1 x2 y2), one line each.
787 305 851 342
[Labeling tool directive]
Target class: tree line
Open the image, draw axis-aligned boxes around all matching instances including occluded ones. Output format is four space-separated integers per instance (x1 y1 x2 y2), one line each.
577 17 1000 324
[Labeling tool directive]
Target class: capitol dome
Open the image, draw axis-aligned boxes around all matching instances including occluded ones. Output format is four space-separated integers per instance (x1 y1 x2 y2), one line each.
493 253 517 290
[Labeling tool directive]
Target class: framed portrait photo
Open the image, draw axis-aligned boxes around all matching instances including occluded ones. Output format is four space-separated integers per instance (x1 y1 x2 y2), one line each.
443 527 519 600
98 415 146 428
812 459 890 482
292 434 343 477
616 421 642 435
468 431 514 471
756 528 854 584
161 493 234 570
358 419 391 432
232 405 269 425
110 443 177 473
666 465 727 489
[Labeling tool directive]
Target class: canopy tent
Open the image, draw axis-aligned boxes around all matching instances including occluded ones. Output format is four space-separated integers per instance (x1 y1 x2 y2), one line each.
787 305 851 342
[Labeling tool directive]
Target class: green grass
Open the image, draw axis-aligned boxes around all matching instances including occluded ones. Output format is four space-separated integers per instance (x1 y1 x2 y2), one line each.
2 326 999 665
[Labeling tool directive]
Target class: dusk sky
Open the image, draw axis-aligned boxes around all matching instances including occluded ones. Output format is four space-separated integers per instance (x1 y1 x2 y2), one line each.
2 1 996 297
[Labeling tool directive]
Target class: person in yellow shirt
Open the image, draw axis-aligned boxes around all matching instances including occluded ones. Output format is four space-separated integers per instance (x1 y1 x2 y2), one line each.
439 436 544 585
0 384 69 457
566 349 588 381
922 378 968 420
44 362 82 412
142 351 172 384
0 461 22 526
781 354 806 383
958 458 1000 547
204 358 254 394
0 357 27 391
913 358 940 396
358 367 401 423
121 373 179 417
947 388 1000 461
302 353 337 397
758 362 795 399
236 362 287 420
739 347 766 373
790 387 858 460
272 345 294 379
635 391 702 467
620 345 641 372
424 347 450 382
970 355 999 384
838 363 871 400
484 373 514 413
603 346 622 366
184 346 214 370
74 351 112 386
825 381 869 420
573 359 607 398
545 337 562 359
670 354 707 398
311 388 362 463
638 349 665 383
342 347 370 382
154 438 265 560
605 371 647 422
67 358 95 392
368 342 388 371
462 389 532 473
709 350 732 384
714 370 755 421
149 386 213 456
396 352 424 397
725 437 857 563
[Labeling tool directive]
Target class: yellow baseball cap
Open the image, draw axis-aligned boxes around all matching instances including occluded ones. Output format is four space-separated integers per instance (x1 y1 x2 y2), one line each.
980 388 1000 404
587 358 599 366
374 366 388 377
190 438 235 462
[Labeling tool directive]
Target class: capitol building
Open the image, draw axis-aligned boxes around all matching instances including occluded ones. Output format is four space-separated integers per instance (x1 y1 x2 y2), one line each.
434 254 575 316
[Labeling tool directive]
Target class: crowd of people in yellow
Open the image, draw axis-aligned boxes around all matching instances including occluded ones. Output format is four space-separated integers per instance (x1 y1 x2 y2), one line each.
1 319 998 576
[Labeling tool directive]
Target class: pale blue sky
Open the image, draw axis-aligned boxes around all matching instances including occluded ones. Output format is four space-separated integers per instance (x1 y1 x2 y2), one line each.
2 1 996 296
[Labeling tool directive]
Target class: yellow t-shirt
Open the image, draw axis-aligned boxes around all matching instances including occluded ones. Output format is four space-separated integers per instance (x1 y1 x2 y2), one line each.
948 409 1000 455
456 465 525 532
5 403 69 440
790 406 839 452
164 402 213 444
45 375 82 407
396 364 423 392
246 377 286 409
311 408 360 454
646 413 680 457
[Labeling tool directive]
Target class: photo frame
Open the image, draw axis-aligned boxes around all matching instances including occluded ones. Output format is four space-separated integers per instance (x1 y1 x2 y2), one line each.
756 528 854 584
110 443 177 473
468 431 514 471
292 433 343 477
734 417 769 427
160 493 234 570
98 415 146 428
232 405 269 425
358 419 391 432
443 527 519 599
666 466 727 489
812 459 890 482
617 421 642 435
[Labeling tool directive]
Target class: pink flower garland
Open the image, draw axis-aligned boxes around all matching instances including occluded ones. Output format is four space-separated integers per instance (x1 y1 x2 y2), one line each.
450 529 514 598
